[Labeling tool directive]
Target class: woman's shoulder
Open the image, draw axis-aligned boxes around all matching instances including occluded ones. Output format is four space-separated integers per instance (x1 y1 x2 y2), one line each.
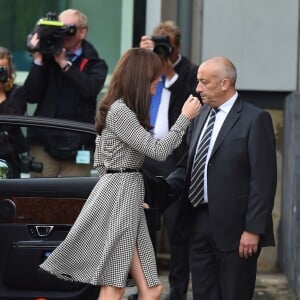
109 99 132 117
106 99 139 128
110 98 126 110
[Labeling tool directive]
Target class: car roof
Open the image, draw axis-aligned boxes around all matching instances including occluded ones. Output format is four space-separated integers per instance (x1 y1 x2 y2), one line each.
0 114 96 135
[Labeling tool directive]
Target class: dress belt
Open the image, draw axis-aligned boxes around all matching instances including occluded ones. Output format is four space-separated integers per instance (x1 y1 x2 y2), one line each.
106 168 139 173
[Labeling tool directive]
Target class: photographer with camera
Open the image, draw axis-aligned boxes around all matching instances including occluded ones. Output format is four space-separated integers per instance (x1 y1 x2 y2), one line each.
24 9 108 177
0 46 30 178
129 21 198 300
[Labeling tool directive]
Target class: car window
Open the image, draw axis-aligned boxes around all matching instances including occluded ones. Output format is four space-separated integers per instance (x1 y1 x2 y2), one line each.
0 116 100 298
0 117 97 179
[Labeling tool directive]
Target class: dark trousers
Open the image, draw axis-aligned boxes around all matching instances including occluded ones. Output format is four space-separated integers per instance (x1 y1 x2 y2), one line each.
143 156 190 295
164 199 190 295
190 205 258 300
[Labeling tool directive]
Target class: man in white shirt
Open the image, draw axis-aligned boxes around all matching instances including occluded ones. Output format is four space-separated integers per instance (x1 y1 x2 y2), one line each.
130 21 198 300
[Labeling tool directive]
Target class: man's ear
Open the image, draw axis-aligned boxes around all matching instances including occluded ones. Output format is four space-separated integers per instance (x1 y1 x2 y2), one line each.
221 78 231 91
79 28 87 40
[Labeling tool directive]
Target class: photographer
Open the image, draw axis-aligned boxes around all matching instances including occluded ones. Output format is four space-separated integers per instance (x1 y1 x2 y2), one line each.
24 9 108 177
131 21 198 300
0 46 28 178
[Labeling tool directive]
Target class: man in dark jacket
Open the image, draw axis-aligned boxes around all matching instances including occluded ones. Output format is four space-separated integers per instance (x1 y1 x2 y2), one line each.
167 56 276 300
24 9 108 177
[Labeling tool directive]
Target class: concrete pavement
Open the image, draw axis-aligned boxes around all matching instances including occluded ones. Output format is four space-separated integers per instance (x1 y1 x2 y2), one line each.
254 273 298 300
122 272 298 300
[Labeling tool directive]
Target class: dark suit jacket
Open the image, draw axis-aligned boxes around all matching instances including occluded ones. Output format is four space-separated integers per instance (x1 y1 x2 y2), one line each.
167 96 277 251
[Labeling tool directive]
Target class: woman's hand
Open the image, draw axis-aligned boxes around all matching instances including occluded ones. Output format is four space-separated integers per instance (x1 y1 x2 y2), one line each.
181 94 201 120
142 203 150 209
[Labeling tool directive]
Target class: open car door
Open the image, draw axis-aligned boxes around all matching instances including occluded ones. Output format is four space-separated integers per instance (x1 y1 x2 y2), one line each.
0 115 100 300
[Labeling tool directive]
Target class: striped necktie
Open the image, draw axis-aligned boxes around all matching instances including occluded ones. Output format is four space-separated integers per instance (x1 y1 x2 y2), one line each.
189 108 218 207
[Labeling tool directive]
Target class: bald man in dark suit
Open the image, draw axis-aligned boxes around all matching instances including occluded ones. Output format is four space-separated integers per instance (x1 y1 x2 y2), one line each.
167 56 277 300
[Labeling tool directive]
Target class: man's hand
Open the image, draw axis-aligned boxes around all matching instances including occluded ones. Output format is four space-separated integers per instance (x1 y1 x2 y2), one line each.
54 48 69 69
139 35 155 50
28 33 43 63
239 231 260 258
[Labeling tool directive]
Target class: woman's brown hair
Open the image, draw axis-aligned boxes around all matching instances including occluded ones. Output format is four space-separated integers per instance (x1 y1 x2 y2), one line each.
0 46 16 92
95 48 162 134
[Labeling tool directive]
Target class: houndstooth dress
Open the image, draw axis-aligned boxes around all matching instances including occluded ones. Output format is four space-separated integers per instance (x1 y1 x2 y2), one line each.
40 99 190 287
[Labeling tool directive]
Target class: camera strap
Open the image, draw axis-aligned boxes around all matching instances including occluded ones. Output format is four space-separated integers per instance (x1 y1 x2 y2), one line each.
79 58 89 72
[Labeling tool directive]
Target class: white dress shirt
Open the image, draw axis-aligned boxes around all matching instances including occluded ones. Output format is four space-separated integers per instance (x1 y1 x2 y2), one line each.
152 55 181 139
195 92 238 203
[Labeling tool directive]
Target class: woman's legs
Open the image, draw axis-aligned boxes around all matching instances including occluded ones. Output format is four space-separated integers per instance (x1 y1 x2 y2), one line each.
97 244 161 300
130 247 162 300
98 286 125 300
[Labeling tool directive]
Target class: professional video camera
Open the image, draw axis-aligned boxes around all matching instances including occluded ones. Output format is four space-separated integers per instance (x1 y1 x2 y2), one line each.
0 66 8 83
27 12 77 56
151 35 173 59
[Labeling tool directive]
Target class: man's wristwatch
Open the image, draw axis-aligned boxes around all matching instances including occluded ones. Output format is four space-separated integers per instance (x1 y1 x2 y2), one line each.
62 61 72 72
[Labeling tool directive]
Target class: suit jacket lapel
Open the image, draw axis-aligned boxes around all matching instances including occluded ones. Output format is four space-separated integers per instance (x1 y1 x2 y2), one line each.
210 97 243 158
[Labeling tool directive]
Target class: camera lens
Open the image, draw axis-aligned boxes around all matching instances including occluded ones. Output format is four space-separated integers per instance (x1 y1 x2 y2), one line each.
151 35 173 59
30 161 43 173
64 24 77 36
153 45 171 59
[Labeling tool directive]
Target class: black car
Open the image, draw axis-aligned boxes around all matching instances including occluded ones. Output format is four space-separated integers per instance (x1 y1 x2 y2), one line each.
0 115 101 299
0 114 163 300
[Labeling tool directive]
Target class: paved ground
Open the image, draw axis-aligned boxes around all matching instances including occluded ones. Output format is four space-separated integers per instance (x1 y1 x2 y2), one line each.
254 273 298 300
122 272 298 300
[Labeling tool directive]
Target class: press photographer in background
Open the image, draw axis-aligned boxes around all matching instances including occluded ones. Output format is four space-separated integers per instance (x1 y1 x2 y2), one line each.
134 21 198 300
24 9 108 177
0 46 29 178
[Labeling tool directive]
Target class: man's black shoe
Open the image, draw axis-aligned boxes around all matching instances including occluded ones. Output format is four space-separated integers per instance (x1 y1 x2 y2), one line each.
128 293 138 300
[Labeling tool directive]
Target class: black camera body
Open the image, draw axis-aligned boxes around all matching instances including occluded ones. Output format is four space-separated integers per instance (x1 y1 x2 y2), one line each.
151 35 173 59
0 66 8 83
20 154 43 173
28 12 77 56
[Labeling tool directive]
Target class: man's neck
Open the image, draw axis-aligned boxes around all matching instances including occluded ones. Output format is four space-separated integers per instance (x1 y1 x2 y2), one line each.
66 41 84 54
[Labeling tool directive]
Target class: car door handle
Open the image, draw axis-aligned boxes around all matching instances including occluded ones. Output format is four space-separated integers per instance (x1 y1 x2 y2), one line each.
34 225 54 237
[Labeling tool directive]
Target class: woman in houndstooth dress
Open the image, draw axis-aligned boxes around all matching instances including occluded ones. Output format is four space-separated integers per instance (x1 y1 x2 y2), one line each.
40 48 200 300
